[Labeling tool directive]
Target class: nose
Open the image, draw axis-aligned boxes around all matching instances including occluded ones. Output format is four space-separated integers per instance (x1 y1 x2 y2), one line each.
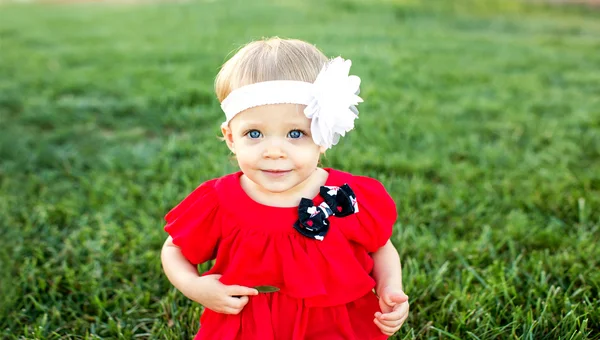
262 139 287 159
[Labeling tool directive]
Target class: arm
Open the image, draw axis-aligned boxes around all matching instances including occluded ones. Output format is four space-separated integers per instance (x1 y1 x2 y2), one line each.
371 239 409 336
161 236 258 314
161 236 207 300
371 239 403 294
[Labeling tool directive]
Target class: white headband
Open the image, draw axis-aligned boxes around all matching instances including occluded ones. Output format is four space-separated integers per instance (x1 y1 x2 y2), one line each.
220 57 363 149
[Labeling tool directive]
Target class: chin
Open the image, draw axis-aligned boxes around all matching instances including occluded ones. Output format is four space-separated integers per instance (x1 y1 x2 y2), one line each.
259 182 296 194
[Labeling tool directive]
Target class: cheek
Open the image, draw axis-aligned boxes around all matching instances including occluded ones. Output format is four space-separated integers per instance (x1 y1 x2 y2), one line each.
235 157 255 174
291 145 321 167
235 148 255 164
234 143 266 165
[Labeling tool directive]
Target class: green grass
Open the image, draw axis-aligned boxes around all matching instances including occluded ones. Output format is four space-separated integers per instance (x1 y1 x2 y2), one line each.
1 0 599 338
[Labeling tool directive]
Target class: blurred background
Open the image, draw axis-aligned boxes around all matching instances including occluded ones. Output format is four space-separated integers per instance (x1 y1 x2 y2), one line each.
0 0 599 338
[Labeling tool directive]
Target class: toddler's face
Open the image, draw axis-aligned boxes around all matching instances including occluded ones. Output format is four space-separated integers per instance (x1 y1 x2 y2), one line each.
222 103 324 194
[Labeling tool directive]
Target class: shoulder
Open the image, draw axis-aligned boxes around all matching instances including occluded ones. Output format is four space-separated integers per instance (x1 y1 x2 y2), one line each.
164 172 241 223
327 167 397 219
327 169 397 251
327 168 394 203
163 173 242 264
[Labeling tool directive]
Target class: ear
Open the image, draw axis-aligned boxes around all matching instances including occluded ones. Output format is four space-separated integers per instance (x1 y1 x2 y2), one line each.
221 124 235 154
319 145 327 154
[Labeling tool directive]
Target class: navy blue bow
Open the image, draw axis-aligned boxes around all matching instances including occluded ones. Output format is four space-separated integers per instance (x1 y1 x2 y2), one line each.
293 184 358 240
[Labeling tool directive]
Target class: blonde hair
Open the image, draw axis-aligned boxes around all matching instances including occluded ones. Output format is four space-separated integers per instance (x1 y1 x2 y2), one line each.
215 37 329 103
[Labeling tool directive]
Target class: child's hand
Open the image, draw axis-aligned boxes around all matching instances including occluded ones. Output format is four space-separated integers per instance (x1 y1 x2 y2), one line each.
189 274 259 315
374 286 409 336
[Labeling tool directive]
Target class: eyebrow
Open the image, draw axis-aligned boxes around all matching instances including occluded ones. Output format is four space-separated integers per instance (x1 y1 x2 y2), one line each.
237 120 309 130
235 121 263 131
237 120 263 127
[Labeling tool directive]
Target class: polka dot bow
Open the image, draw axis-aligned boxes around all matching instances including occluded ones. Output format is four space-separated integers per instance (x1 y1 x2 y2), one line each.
293 184 359 241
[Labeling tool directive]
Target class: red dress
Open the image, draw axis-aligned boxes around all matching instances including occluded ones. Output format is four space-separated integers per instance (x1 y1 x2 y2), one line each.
164 168 397 340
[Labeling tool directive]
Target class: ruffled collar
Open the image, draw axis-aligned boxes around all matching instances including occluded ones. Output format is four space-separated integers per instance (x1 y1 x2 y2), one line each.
216 168 352 221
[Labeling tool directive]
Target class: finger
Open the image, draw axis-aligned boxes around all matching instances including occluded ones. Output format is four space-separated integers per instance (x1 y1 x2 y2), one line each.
374 317 398 336
399 313 408 327
393 313 408 330
211 305 237 314
394 301 410 316
227 295 250 310
220 306 244 315
377 315 404 328
227 285 259 296
375 317 399 335
383 310 409 328
378 300 393 314
384 291 408 306
380 302 409 322
379 309 401 322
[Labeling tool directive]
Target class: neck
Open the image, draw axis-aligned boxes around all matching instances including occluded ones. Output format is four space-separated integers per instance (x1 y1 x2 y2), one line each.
242 168 328 207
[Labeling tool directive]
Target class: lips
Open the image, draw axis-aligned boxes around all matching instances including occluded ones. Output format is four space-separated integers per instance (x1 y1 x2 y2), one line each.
262 169 291 177
262 170 291 174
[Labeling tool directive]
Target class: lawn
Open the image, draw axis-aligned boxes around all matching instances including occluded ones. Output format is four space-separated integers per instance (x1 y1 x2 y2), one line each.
0 0 599 338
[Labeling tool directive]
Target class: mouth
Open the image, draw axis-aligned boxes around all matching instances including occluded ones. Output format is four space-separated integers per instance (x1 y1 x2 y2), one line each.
262 169 291 176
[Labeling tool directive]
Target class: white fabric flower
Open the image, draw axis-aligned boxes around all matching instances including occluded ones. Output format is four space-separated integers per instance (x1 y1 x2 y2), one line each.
304 57 363 149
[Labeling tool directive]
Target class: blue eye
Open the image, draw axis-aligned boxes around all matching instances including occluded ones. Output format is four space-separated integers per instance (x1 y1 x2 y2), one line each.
247 130 262 139
288 130 304 139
